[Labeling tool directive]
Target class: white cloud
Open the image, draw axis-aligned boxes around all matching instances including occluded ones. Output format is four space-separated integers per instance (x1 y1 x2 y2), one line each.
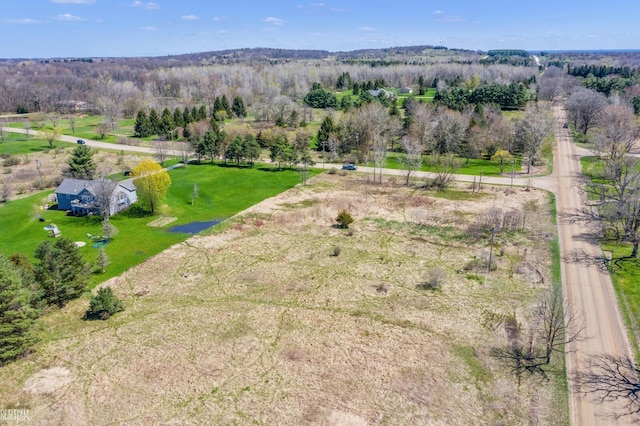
212 16 226 22
141 26 157 31
4 18 46 24
131 1 160 9
181 15 199 21
432 10 444 15
309 2 325 6
436 14 466 23
358 26 377 32
51 0 95 3
55 13 86 21
263 16 284 26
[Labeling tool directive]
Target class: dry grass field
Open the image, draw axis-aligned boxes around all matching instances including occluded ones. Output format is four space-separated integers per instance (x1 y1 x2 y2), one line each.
0 172 565 425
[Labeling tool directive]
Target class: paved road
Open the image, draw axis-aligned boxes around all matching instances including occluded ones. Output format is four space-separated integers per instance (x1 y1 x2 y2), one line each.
553 105 632 425
1 127 159 155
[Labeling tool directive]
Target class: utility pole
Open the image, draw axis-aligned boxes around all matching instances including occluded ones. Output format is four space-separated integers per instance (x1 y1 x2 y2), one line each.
487 226 495 274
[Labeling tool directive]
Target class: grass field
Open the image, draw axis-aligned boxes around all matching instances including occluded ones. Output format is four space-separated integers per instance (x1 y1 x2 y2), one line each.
0 173 567 425
371 153 522 176
0 132 53 155
0 163 312 286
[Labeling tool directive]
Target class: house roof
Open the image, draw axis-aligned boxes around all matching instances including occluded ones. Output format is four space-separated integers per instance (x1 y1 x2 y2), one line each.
55 178 96 196
118 179 136 192
56 178 135 196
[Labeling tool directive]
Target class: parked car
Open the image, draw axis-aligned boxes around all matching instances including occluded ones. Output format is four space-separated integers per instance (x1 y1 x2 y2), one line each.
342 164 357 170
77 139 86 144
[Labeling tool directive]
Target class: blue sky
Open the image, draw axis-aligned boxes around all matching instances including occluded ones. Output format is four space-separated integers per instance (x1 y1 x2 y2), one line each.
1 0 638 58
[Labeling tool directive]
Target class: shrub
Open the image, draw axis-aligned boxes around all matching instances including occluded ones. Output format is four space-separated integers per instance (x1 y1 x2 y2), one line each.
332 246 342 257
327 167 338 175
85 287 124 320
417 268 447 290
2 156 19 167
336 210 354 229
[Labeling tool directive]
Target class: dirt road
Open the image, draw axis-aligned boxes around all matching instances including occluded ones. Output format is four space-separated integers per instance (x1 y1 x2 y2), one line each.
553 105 633 424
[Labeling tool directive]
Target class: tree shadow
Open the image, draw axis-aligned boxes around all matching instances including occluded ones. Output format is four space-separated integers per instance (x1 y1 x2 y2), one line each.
563 249 609 273
571 354 640 423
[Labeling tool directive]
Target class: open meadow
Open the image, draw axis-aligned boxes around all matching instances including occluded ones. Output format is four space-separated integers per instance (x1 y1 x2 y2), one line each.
0 172 567 425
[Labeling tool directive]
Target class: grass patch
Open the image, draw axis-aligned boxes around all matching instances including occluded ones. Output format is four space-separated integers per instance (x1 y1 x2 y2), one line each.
603 243 640 356
0 163 313 287
0 133 54 155
452 345 492 388
378 153 521 176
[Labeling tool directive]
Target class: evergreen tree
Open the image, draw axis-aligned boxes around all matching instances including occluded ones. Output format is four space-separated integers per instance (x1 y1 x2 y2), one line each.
183 107 192 126
198 105 207 120
221 94 232 117
67 144 96 179
316 116 335 151
85 287 124 320
148 108 160 135
213 96 224 114
133 110 151 138
191 106 199 122
159 108 174 139
173 107 184 129
35 238 90 307
244 134 261 165
0 254 39 366
232 96 246 118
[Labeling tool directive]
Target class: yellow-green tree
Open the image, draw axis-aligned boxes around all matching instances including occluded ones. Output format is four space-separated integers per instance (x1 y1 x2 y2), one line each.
132 159 171 213
490 149 513 173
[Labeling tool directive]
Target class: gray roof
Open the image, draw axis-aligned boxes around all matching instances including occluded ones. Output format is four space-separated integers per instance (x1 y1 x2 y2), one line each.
55 178 95 196
118 179 136 192
56 178 132 196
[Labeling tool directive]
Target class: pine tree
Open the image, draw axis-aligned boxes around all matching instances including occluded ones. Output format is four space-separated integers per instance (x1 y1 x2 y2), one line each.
67 144 96 179
133 110 151 138
35 238 90 307
0 254 39 366
198 105 207 120
213 96 224 114
182 107 192 126
232 96 246 118
173 107 184 129
148 108 160 135
221 94 232 117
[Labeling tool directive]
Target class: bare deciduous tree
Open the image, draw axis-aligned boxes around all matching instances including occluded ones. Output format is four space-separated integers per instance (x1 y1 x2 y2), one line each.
153 141 170 166
584 103 640 257
565 87 607 136
492 287 583 384
399 136 423 186
516 102 553 174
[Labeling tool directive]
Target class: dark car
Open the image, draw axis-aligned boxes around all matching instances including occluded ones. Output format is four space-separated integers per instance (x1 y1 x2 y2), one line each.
77 139 86 144
342 164 357 170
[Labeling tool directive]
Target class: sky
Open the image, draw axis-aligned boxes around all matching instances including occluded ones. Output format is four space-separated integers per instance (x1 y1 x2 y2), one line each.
1 0 639 58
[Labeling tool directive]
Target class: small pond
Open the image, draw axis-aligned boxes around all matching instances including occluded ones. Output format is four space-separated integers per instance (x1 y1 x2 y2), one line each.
167 219 223 234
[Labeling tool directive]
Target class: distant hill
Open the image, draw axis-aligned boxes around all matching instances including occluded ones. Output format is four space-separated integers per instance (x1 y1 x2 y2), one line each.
0 45 481 65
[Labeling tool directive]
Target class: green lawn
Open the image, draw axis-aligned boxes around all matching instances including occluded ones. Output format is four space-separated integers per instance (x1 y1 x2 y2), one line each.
0 163 315 287
0 133 54 155
373 153 521 176
603 244 640 355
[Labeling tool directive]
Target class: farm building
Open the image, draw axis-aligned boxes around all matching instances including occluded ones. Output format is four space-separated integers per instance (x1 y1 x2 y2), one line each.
55 178 137 216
